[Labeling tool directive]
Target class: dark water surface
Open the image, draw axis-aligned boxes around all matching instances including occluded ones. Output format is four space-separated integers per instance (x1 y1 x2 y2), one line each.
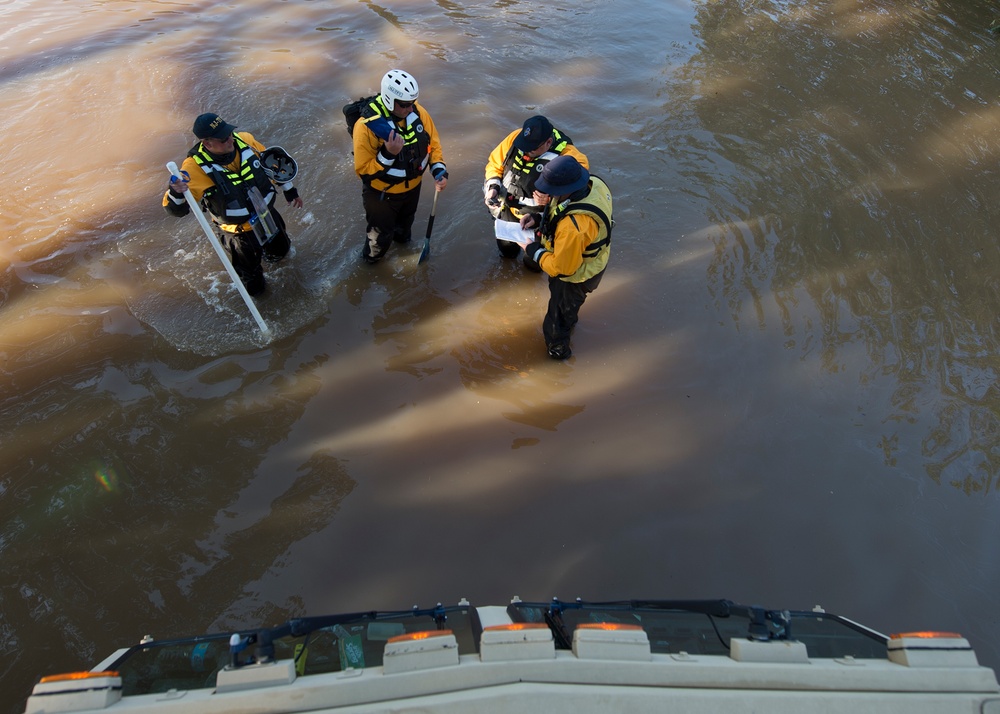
3 0 1000 708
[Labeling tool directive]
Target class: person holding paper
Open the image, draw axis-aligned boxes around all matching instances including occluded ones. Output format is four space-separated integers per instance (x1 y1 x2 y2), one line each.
483 115 588 271
520 156 613 360
353 69 448 264
162 113 303 296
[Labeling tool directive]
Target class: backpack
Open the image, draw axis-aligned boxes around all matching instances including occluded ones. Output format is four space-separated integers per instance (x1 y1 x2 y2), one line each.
343 95 377 136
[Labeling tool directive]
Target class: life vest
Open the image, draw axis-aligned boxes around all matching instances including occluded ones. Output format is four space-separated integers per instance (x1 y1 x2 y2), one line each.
540 175 614 283
361 98 430 186
501 129 573 210
189 135 275 228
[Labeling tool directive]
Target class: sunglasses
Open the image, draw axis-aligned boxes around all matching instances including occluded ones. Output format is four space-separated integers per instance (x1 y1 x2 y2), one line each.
396 100 415 108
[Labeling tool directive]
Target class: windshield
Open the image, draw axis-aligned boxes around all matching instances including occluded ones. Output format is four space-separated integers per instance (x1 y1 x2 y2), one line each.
508 599 887 659
105 604 480 696
100 599 887 696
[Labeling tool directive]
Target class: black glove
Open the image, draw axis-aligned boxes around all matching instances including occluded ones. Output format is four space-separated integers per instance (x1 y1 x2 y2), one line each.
525 241 546 264
283 187 300 203
521 243 543 272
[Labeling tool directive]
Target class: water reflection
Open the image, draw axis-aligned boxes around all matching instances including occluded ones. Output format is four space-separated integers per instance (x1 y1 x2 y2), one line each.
669 0 1000 496
361 265 454 377
0 343 349 696
450 264 587 432
178 448 355 621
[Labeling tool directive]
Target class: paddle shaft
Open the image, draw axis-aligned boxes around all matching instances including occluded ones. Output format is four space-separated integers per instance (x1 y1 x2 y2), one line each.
165 162 270 335
426 188 439 239
418 188 439 264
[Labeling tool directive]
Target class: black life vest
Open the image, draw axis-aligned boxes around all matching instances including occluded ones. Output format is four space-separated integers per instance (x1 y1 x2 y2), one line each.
501 129 573 210
189 135 275 225
360 98 431 186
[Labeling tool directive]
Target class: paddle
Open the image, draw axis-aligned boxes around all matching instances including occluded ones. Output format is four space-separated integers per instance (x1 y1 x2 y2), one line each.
166 162 271 336
417 188 440 264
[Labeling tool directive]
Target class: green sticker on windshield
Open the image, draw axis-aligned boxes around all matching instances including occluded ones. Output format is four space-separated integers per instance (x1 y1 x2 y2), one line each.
338 634 365 670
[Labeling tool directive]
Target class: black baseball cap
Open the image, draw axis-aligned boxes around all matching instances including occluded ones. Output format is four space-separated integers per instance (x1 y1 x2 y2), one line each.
513 115 554 152
193 113 237 140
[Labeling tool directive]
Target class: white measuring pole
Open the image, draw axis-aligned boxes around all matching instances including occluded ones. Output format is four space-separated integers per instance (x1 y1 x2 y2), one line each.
166 162 270 336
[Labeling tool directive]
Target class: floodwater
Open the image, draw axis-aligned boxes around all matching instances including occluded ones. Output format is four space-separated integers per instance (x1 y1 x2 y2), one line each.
3 0 1000 708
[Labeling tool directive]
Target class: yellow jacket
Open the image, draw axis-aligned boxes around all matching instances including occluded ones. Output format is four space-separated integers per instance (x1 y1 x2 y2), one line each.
162 132 266 207
538 212 601 279
353 100 446 194
536 176 613 283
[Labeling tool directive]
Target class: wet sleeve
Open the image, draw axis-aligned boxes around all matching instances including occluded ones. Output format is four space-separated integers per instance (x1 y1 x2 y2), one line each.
163 187 189 216
164 157 191 215
161 157 211 216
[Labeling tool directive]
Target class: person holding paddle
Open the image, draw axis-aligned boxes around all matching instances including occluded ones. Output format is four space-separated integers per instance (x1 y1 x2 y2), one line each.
520 155 613 360
484 115 588 271
353 69 448 264
162 113 303 296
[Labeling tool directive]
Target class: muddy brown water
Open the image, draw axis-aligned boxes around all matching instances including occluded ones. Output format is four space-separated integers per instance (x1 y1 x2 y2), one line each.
4 0 1000 709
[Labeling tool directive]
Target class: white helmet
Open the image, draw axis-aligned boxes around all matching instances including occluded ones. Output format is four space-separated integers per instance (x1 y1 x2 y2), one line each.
260 147 297 182
381 69 419 111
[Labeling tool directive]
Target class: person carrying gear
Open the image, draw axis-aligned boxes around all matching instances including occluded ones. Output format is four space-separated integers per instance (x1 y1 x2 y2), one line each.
483 115 589 271
353 69 448 264
162 113 304 296
520 155 613 360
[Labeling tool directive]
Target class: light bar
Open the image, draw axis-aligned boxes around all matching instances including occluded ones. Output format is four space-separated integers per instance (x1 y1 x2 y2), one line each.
387 629 453 644
39 671 120 684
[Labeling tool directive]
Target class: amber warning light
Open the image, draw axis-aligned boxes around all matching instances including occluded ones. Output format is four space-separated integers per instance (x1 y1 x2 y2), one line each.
39 671 120 684
387 629 454 644
576 623 644 632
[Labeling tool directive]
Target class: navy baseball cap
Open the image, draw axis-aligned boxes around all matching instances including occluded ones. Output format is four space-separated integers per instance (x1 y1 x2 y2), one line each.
193 113 237 140
513 115 554 152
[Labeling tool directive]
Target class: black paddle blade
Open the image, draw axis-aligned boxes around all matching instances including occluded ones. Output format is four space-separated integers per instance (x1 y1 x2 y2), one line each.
418 237 430 263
